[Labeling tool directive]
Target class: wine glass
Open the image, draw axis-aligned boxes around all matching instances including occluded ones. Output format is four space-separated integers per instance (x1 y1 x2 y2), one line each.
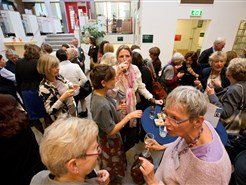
149 105 155 119
143 133 154 157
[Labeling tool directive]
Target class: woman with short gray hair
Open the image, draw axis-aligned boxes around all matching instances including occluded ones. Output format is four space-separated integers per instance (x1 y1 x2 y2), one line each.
139 86 231 184
30 117 110 185
160 52 185 93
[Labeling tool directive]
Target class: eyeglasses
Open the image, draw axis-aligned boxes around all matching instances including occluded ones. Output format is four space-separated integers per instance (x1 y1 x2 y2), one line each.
85 145 102 157
65 145 102 163
162 112 189 125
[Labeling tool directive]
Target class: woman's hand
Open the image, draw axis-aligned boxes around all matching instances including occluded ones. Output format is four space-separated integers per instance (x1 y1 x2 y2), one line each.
177 72 185 79
139 157 159 185
194 79 202 90
155 99 163 105
145 138 166 151
59 89 74 102
72 84 80 91
206 86 215 95
96 170 110 185
128 110 143 119
211 79 222 88
187 68 198 77
117 62 128 74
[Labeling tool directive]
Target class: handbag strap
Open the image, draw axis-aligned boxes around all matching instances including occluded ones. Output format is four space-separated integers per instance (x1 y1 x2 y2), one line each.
147 66 156 81
236 83 245 110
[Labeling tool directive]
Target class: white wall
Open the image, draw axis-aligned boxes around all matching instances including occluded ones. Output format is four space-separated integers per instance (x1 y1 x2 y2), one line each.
140 0 246 65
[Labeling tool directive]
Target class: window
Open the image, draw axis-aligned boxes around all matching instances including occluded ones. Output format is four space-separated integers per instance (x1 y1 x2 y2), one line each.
95 2 131 19
51 3 62 20
95 2 132 34
34 3 47 17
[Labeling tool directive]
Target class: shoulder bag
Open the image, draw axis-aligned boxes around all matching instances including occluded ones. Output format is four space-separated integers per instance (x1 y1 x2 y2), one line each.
222 84 246 135
147 67 167 100
78 80 92 99
223 84 246 163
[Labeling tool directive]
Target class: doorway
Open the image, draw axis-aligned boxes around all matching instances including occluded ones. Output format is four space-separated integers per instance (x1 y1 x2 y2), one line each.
173 19 211 56
65 2 91 33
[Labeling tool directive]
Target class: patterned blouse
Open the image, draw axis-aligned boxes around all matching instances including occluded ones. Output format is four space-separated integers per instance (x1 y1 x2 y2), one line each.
39 75 71 121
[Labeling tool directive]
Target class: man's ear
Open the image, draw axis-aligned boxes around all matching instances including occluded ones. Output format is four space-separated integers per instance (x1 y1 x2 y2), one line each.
66 159 79 174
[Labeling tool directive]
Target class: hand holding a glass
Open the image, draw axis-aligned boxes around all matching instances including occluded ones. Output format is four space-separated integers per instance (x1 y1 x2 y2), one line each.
145 137 167 151
142 133 154 157
118 61 128 74
127 110 142 120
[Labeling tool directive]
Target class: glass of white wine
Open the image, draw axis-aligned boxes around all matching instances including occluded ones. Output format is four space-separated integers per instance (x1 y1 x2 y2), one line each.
143 133 154 157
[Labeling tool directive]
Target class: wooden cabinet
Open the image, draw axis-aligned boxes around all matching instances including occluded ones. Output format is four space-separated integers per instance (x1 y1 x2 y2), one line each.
232 20 246 56
4 41 36 57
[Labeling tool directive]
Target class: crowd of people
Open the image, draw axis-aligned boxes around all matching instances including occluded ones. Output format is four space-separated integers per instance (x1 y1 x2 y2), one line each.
0 36 246 185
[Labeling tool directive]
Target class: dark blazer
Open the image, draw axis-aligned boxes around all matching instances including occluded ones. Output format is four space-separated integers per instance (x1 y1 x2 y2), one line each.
0 73 16 97
201 67 230 93
198 47 213 69
0 126 45 185
78 47 85 63
179 63 202 86
152 57 162 77
5 60 16 74
15 58 43 91
88 45 99 64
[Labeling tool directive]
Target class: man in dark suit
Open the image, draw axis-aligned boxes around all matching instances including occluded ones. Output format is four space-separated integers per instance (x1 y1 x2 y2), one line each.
198 37 226 69
5 49 19 74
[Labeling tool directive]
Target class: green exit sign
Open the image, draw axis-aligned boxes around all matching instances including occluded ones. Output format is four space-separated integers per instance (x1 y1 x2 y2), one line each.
190 9 202 17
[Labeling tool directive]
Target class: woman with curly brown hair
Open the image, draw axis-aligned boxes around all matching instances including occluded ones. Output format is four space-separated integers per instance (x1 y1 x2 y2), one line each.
0 94 45 185
179 51 202 87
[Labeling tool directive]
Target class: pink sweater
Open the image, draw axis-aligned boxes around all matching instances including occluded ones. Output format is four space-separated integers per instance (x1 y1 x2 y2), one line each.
155 123 231 185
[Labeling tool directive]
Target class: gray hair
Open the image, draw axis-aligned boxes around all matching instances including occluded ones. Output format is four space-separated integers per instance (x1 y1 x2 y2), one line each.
100 52 117 66
171 52 184 63
227 58 246 81
5 49 16 59
214 37 226 45
40 117 98 177
165 86 207 119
